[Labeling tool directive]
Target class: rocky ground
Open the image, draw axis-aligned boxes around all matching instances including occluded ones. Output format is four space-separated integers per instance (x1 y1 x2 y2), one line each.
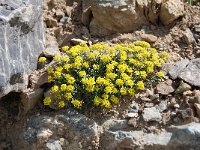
1 0 200 150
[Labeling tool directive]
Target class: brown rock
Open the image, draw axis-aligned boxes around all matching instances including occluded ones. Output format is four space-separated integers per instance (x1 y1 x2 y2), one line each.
82 6 93 26
156 79 175 95
55 9 65 20
45 16 58 28
87 0 148 36
128 118 137 127
20 88 43 114
160 0 184 26
141 34 158 43
29 71 48 89
65 6 73 17
194 103 200 118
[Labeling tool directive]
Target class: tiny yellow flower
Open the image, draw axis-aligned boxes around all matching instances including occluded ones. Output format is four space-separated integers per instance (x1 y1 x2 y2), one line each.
66 85 74 92
60 84 67 92
65 93 72 100
62 55 69 62
140 71 147 79
120 87 127 95
93 97 101 106
48 76 53 83
157 71 165 78
110 96 119 104
44 97 51 105
63 64 71 70
58 101 65 108
47 67 54 74
128 89 135 96
54 71 62 79
93 64 99 70
79 71 86 77
71 99 82 109
83 61 89 68
101 99 111 108
104 86 113 94
116 79 124 86
102 94 109 100
61 46 69 52
51 85 59 93
38 57 47 63
137 81 145 90
54 55 61 61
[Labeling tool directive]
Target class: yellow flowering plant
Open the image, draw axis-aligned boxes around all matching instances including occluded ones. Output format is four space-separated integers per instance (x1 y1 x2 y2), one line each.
42 41 169 109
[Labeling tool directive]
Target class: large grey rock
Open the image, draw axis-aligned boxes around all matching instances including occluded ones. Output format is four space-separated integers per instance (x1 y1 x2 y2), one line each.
0 0 44 98
101 122 200 150
182 28 196 46
10 109 100 150
168 59 190 80
179 58 200 87
143 107 162 122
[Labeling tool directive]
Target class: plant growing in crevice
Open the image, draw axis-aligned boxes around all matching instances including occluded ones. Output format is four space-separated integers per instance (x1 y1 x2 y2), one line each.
39 41 169 110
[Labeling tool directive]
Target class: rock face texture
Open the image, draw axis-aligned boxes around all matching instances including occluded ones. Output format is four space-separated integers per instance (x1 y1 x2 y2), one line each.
10 110 200 150
84 0 149 36
82 0 185 36
0 0 44 98
10 109 100 150
160 0 184 26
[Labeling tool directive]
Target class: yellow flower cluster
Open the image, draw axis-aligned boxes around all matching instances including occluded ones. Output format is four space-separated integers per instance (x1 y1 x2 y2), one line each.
38 57 47 63
43 41 169 109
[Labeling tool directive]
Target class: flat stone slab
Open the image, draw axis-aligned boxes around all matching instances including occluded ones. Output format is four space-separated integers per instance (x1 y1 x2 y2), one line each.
178 58 200 87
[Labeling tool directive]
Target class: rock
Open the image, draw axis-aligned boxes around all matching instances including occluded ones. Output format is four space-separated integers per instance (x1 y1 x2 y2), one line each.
46 140 62 150
194 24 200 33
156 79 175 95
146 0 162 24
101 130 173 150
174 104 180 109
175 81 191 94
86 0 148 36
143 107 162 122
101 122 200 150
82 6 93 26
160 0 184 26
182 28 196 46
0 0 44 98
189 96 200 104
71 38 87 45
11 109 100 150
29 70 48 89
168 122 200 149
42 37 61 57
60 16 70 24
127 118 137 127
45 16 58 28
144 103 154 108
20 88 43 113
179 58 200 87
169 97 177 106
168 59 190 80
102 119 128 131
141 34 158 43
194 90 200 96
126 112 138 118
55 9 65 20
194 103 200 118
158 101 168 112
